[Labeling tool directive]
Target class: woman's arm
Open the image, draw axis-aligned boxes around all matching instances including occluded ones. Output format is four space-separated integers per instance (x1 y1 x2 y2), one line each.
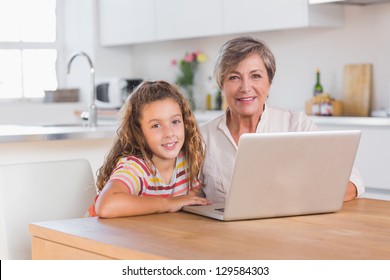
95 181 209 218
344 181 358 202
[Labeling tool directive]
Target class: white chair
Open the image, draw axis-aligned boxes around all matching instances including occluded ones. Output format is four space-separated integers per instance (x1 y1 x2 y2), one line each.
0 159 97 260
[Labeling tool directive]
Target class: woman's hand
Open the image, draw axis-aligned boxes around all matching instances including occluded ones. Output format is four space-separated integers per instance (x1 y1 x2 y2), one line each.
344 181 358 202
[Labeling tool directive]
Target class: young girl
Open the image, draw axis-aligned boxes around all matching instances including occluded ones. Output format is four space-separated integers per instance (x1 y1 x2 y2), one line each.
89 80 208 218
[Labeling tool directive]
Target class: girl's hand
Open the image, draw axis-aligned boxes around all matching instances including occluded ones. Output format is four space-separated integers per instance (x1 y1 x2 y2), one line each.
159 194 210 213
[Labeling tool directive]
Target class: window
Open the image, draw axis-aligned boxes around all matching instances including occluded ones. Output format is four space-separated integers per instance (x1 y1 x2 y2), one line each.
0 0 58 100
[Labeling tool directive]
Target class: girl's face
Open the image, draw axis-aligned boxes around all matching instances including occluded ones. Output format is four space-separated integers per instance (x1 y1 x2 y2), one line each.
140 98 185 166
222 53 270 118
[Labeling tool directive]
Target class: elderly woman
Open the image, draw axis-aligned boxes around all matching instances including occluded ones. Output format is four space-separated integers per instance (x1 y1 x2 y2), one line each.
200 36 364 203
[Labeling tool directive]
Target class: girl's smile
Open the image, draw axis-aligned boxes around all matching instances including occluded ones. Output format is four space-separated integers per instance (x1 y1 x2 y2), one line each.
162 141 178 150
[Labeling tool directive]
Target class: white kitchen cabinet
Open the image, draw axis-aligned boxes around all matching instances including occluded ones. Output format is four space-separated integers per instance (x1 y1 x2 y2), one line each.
0 138 113 183
154 0 223 41
98 0 344 46
0 125 117 182
98 0 155 46
223 0 343 34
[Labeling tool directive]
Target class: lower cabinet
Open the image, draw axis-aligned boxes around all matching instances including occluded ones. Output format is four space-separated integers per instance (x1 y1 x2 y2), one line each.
0 138 113 186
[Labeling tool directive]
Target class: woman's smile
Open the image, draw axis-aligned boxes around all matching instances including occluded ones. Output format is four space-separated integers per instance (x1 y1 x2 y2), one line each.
236 96 257 103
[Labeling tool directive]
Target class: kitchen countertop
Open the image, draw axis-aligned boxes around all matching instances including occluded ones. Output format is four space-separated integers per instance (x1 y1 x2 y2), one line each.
0 123 118 143
1 111 390 144
310 115 390 127
0 111 224 144
196 110 390 127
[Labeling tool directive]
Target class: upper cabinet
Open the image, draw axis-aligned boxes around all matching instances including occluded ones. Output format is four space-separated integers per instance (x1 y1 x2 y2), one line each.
98 0 344 46
154 0 224 41
223 0 343 34
99 0 155 45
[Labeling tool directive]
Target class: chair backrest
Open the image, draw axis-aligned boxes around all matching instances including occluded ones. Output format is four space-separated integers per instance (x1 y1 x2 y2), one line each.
0 159 97 260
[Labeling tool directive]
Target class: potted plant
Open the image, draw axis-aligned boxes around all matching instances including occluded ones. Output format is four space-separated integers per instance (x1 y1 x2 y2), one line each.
172 51 206 110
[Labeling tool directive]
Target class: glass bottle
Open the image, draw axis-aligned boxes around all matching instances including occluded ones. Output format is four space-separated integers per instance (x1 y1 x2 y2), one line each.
205 76 214 110
314 68 323 96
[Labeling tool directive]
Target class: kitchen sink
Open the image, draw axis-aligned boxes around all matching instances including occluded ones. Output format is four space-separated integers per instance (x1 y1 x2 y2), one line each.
26 121 118 127
41 123 87 127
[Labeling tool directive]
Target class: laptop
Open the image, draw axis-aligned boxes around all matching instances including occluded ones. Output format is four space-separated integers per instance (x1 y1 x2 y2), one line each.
183 130 361 221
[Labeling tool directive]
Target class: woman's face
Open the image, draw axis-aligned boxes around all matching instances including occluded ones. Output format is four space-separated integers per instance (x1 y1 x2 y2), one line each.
140 98 185 166
222 53 270 118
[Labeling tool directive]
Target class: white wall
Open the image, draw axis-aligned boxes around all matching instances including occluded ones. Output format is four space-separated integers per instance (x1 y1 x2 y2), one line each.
62 0 134 98
131 3 390 111
2 2 390 124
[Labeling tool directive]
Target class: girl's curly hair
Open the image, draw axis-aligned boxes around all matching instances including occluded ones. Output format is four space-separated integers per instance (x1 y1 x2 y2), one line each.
96 80 205 192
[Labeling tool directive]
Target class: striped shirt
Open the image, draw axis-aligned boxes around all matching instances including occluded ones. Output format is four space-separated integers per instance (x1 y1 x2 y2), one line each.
88 151 199 217
109 151 199 197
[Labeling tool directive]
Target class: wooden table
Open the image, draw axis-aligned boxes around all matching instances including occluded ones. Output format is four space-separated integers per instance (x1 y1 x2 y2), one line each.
29 198 390 260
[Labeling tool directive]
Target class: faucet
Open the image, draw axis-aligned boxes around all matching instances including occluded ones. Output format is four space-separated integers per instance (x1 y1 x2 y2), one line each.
67 51 97 127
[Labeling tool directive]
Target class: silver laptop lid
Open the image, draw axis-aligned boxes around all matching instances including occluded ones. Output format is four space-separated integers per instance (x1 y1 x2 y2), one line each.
222 130 361 221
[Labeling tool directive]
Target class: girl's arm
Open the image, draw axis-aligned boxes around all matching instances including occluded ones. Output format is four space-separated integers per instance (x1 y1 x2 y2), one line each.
95 181 209 218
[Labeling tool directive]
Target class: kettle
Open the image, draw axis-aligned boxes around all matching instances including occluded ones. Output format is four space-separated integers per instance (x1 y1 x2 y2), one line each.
96 78 143 108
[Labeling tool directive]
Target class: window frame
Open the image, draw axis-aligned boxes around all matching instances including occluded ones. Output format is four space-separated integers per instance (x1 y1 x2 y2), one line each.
0 0 64 103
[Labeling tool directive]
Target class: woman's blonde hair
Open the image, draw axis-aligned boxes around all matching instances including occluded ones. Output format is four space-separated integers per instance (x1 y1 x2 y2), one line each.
96 80 205 191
